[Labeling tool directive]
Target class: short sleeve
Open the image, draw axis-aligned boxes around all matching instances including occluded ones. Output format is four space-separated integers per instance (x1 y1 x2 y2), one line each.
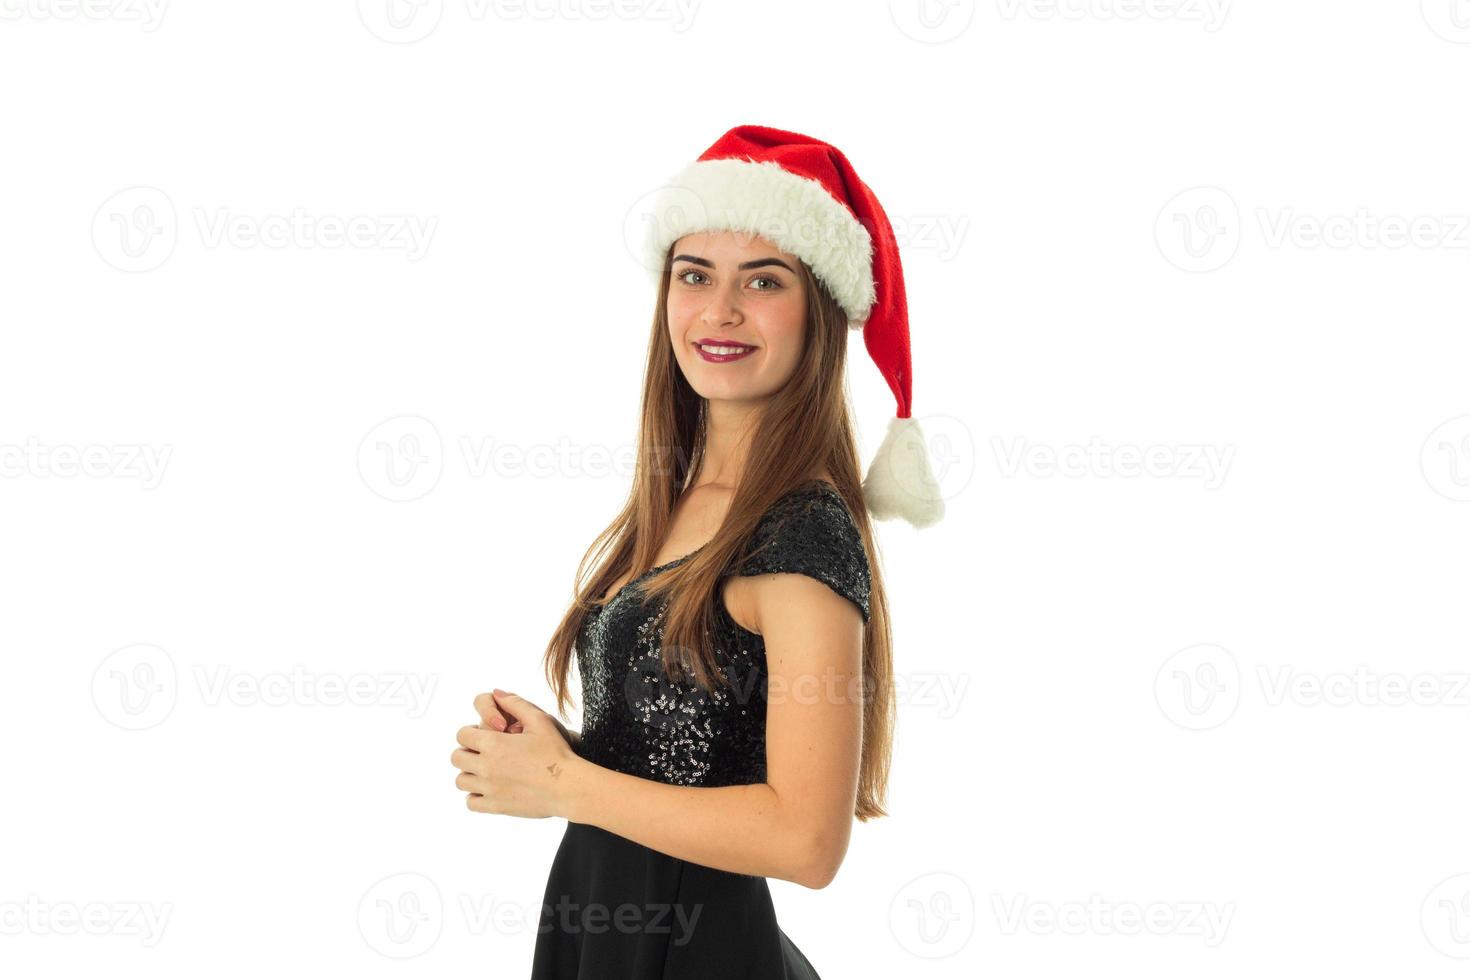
726 484 872 625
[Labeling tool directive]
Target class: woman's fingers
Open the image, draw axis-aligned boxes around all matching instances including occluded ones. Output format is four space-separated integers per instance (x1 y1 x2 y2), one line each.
450 746 483 772
473 691 514 731
491 690 545 730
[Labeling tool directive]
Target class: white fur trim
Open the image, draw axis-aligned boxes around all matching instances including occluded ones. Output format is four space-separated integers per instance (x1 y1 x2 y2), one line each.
642 158 875 329
861 416 946 528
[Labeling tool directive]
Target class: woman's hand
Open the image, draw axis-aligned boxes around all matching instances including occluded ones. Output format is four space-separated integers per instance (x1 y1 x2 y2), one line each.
452 689 580 819
474 690 581 749
473 690 524 733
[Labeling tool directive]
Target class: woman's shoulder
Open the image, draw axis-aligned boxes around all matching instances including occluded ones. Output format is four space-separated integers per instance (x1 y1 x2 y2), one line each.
731 478 872 624
761 478 859 530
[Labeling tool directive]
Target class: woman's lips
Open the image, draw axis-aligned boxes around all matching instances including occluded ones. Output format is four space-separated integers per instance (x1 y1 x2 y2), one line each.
693 342 758 363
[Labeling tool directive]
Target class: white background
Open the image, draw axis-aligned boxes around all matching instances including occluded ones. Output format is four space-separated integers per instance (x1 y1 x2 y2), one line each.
3 1 1469 977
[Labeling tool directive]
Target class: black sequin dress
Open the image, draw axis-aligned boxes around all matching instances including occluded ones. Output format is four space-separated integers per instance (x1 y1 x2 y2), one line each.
530 480 872 980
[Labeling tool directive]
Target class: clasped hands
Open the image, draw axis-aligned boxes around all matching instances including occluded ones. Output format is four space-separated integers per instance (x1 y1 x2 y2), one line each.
450 689 580 819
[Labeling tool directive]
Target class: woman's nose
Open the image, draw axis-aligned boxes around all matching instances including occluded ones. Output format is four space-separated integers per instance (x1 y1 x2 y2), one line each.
701 294 741 325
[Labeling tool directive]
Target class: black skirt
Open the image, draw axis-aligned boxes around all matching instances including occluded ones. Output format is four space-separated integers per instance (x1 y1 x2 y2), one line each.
530 821 821 979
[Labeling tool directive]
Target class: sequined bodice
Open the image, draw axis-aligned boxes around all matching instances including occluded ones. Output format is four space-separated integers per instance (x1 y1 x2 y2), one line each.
574 480 872 788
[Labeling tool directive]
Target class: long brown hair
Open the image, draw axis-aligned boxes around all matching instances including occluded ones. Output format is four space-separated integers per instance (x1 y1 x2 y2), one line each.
541 241 896 821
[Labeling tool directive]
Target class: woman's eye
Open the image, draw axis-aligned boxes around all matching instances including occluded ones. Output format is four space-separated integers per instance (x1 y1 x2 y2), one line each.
674 269 781 290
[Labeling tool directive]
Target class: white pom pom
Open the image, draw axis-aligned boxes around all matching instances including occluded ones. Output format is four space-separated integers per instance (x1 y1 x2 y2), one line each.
861 416 946 528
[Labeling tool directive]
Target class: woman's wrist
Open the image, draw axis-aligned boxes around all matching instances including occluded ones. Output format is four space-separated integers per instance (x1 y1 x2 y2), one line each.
556 753 595 823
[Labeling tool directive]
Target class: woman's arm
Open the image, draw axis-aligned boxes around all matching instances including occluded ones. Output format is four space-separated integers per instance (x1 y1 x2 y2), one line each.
561 571 865 889
564 763 806 879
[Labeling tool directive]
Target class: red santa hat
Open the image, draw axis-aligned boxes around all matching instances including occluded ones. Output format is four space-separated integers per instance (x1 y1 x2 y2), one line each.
640 123 945 529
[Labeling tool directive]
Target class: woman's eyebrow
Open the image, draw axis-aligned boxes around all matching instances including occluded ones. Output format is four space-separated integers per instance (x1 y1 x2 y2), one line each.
671 254 795 273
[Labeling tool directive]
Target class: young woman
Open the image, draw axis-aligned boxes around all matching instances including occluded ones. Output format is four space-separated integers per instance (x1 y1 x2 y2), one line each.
450 124 944 978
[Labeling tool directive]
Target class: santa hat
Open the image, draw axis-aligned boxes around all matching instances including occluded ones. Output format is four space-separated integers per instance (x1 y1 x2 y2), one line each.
640 123 945 529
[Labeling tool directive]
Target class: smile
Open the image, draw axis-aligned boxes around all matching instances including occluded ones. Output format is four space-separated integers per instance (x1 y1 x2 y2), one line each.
693 342 758 363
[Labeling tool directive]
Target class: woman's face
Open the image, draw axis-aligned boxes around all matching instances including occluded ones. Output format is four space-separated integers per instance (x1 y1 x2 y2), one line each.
666 230 808 406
